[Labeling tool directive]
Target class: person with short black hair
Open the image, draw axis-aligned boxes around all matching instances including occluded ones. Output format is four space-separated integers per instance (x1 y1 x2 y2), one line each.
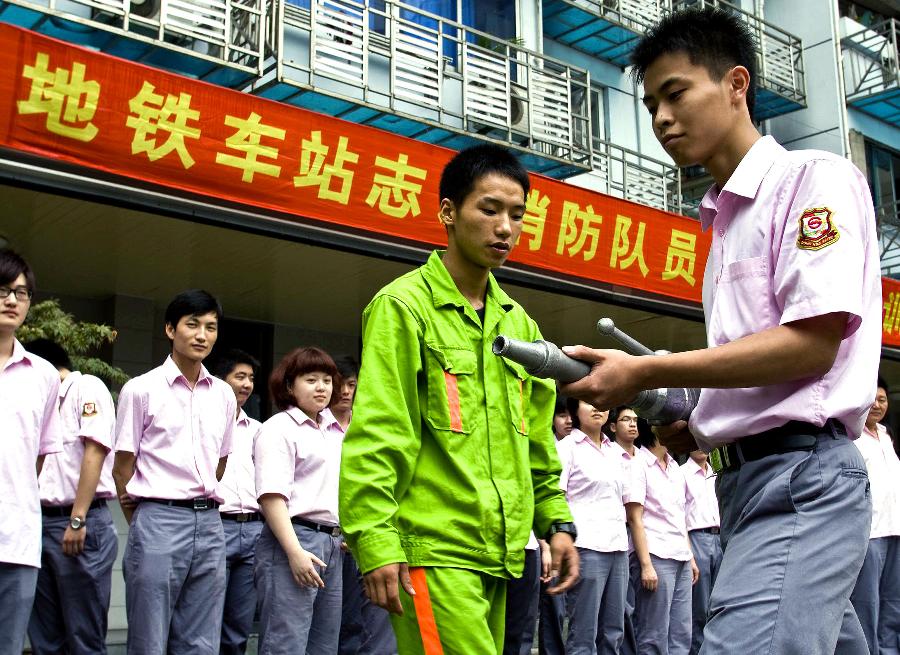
25 338 119 655
331 355 359 433
851 378 900 654
0 250 63 655
339 144 577 654
113 289 236 654
213 348 263 655
254 346 345 654
562 6 880 653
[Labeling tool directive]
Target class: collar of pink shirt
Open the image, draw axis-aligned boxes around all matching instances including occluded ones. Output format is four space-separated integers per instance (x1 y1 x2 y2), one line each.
284 406 344 433
237 408 251 428
571 428 609 448
639 445 678 472
161 355 213 389
7 338 36 371
681 456 710 478
699 135 782 229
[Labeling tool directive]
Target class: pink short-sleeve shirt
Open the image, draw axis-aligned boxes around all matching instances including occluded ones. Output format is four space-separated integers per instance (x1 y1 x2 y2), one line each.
680 458 720 531
559 430 630 552
628 447 692 562
254 407 345 525
114 356 236 501
0 340 63 567
218 410 262 514
39 371 117 506
689 136 881 447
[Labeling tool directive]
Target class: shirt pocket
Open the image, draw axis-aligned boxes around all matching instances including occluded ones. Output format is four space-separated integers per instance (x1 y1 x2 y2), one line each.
501 358 530 437
424 342 477 434
710 256 773 344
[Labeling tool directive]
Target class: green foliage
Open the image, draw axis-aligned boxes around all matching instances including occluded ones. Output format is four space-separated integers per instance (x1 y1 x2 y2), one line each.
19 299 130 386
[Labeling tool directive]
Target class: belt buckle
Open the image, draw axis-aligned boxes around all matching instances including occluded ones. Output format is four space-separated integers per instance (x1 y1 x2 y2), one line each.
192 498 208 511
236 513 251 523
331 527 342 538
709 447 729 474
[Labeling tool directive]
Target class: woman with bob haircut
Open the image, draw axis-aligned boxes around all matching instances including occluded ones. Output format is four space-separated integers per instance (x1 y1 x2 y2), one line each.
253 346 345 655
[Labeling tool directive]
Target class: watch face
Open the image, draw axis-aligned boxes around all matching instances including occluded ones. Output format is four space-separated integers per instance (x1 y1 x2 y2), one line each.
69 517 84 530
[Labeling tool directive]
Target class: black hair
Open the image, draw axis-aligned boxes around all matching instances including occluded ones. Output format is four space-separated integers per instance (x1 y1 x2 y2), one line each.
565 396 581 430
25 338 72 370
0 248 36 293
554 394 569 416
333 354 359 380
630 6 758 118
878 376 889 394
439 144 530 210
211 348 260 380
164 289 223 329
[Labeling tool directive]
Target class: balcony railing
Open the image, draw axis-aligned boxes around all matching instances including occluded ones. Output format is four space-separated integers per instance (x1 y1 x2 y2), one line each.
841 17 900 126
674 0 805 121
588 137 681 213
0 0 264 86
877 199 900 277
253 0 593 178
542 0 671 67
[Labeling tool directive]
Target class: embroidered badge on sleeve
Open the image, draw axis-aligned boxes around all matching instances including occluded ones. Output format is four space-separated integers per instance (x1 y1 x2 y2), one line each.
797 207 840 251
82 402 98 417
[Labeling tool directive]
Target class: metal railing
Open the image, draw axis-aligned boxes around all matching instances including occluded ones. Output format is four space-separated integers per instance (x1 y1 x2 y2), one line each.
0 0 265 79
590 137 682 213
877 198 900 276
262 0 593 171
841 18 899 103
674 0 805 108
550 0 671 35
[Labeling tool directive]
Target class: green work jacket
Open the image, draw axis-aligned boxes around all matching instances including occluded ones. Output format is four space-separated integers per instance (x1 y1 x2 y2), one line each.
339 251 572 578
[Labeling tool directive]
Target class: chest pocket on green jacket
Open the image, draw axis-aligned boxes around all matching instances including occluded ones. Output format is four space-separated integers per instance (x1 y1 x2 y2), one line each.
424 343 476 434
501 358 530 437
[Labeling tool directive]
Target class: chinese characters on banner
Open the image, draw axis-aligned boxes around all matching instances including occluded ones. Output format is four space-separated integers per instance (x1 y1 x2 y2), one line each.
0 24 895 348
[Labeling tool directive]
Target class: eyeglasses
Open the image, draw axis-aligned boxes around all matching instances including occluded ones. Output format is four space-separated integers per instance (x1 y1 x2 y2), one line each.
617 416 638 424
0 286 32 302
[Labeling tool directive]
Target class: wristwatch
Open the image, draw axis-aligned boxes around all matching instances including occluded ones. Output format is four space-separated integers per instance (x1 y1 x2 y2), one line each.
69 516 85 531
546 521 577 542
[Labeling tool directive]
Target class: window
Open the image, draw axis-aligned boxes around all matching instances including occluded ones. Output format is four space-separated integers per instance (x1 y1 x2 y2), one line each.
866 140 900 212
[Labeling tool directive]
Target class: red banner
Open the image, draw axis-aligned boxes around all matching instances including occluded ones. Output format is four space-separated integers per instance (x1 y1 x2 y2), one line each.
0 24 897 350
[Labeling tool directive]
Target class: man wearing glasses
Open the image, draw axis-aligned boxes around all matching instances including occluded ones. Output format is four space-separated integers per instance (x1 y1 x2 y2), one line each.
0 249 63 655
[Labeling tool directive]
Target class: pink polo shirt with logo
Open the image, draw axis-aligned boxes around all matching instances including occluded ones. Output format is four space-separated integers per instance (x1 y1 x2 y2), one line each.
628 446 692 562
218 409 262 514
559 429 629 553
254 406 345 525
689 136 881 448
854 423 900 539
680 457 719 531
114 356 236 501
39 371 117 506
0 340 63 567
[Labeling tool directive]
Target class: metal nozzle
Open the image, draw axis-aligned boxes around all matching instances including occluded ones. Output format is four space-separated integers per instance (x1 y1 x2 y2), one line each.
492 336 591 383
596 318 655 357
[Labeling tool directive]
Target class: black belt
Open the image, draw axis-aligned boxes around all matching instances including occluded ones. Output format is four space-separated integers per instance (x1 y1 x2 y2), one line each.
291 516 341 537
691 526 720 535
221 512 262 523
41 498 107 517
142 497 220 511
710 419 845 474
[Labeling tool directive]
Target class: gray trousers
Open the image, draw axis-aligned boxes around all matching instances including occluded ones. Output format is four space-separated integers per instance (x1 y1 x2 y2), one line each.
537 575 566 655
504 548 541 655
565 549 627 655
632 554 692 655
850 535 900 655
221 518 263 655
255 522 343 655
702 435 871 655
28 504 118 655
123 502 227 655
0 562 39 655
339 550 397 655
686 530 721 655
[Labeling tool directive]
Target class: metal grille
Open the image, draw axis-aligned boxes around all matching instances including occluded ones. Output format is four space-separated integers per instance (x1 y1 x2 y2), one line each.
530 64 571 149
312 0 366 85
164 0 228 45
841 18 899 101
392 17 441 108
463 44 511 128
591 138 682 213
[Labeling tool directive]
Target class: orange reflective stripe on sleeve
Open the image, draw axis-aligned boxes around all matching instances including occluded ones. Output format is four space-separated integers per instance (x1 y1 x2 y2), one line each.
519 378 525 433
444 371 463 433
409 567 445 655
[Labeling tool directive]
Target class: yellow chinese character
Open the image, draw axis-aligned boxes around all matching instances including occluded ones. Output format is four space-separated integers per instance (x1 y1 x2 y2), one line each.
609 215 649 277
126 81 201 169
17 52 100 142
215 112 286 183
662 229 698 286
884 293 900 335
556 201 603 261
293 131 360 204
520 189 550 251
365 154 427 219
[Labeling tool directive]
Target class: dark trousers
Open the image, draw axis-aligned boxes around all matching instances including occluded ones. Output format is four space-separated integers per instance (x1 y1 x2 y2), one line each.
503 548 540 655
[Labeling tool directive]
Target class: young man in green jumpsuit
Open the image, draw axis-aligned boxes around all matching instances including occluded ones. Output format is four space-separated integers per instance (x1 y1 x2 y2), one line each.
339 144 579 654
